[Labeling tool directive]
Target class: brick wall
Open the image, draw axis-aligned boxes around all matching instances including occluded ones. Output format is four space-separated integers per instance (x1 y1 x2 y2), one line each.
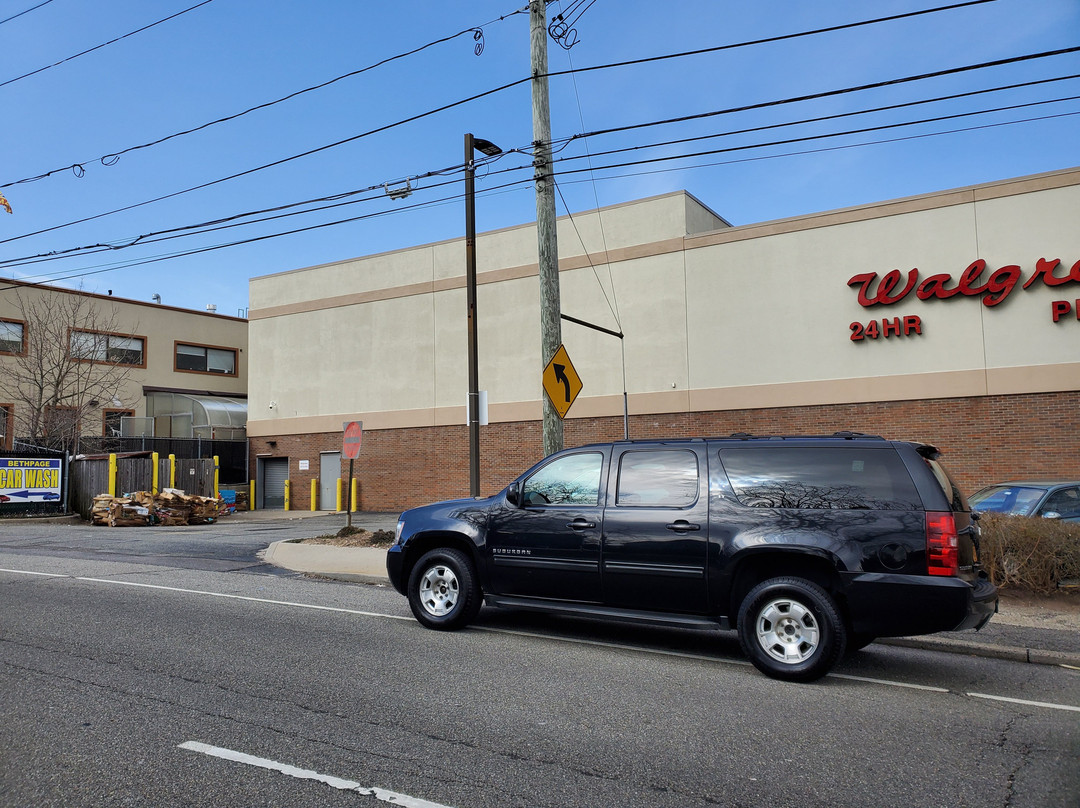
249 390 1080 512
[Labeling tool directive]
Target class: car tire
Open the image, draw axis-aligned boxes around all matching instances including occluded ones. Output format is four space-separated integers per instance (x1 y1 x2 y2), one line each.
407 548 482 631
737 576 846 682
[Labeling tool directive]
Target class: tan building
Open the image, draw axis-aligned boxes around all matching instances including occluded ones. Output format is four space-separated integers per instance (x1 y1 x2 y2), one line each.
247 167 1080 511
0 280 248 451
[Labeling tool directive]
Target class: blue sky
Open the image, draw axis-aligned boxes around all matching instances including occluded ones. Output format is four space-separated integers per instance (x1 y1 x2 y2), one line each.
2 0 1078 317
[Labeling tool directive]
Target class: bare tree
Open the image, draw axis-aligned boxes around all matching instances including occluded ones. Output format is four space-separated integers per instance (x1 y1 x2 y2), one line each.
0 288 139 455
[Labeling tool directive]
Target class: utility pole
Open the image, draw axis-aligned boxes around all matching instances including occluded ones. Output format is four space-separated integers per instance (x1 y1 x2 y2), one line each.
531 0 563 457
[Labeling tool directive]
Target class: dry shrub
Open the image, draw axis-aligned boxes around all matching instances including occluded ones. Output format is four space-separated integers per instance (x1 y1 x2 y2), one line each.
978 513 1080 595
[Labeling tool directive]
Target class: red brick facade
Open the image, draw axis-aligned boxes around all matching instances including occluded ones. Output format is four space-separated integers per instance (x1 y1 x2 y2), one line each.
249 390 1080 513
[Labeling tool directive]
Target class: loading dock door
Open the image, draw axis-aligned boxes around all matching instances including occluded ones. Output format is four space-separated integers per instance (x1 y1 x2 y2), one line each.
260 457 288 509
320 452 340 510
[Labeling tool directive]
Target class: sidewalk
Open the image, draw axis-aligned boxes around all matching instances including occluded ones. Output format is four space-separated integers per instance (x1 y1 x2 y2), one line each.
262 523 1080 670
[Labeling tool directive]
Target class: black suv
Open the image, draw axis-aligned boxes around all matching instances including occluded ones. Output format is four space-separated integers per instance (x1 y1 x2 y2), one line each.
387 434 997 682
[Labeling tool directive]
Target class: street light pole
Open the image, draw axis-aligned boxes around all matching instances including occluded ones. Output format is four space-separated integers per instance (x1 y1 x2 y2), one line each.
464 133 501 497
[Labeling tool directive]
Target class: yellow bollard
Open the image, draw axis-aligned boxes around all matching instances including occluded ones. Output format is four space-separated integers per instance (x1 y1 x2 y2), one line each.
336 478 342 512
284 479 290 511
108 453 117 497
168 454 176 489
350 478 358 513
151 452 159 495
310 478 318 511
250 477 256 511
213 455 220 498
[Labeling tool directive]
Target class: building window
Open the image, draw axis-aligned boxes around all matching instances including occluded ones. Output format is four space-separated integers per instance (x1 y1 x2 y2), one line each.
103 408 135 437
70 330 145 366
44 405 79 439
0 319 25 355
0 404 13 450
175 342 238 376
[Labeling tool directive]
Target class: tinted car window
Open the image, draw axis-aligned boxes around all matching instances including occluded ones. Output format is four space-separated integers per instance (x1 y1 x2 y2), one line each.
720 447 921 510
924 458 968 512
616 449 699 507
522 452 603 506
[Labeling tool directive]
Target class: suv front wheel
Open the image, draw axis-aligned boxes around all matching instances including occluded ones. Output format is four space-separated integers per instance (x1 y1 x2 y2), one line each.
737 577 846 682
407 548 482 630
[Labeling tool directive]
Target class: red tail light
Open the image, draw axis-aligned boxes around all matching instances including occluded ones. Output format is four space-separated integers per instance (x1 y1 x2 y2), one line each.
926 511 959 576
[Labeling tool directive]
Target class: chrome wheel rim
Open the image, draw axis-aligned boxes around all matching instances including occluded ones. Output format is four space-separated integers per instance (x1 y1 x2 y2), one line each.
755 597 820 664
418 564 459 617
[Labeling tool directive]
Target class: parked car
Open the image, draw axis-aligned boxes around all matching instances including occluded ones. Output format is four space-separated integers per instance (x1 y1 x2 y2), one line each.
969 480 1080 523
387 434 997 682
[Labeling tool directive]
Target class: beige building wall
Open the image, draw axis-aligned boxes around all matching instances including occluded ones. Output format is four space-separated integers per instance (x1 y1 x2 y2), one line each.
0 281 247 439
247 168 1080 438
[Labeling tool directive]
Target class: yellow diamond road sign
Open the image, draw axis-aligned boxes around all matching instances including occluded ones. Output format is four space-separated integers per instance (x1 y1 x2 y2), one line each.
542 344 583 419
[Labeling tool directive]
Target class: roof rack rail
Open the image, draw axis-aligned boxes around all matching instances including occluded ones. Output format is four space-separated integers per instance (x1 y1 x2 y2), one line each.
725 431 885 441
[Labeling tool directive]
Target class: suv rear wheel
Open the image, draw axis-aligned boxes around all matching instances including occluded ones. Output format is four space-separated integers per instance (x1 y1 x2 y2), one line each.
737 577 846 682
407 548 482 630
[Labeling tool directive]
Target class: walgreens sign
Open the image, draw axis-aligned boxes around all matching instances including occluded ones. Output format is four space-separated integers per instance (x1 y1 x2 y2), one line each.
847 258 1080 341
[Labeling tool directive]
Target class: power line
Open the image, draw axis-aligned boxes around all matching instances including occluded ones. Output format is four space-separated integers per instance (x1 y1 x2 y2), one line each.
0 0 55 26
4 98 1074 279
551 46 1080 150
0 157 504 267
0 177 535 290
4 96 1069 289
0 0 216 89
0 77 533 247
547 0 1003 79
552 109 1080 185
550 76 1080 165
0 0 1015 241
2 5 529 188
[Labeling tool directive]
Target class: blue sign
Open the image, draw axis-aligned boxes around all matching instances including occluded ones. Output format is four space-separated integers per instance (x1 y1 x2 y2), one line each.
0 458 63 502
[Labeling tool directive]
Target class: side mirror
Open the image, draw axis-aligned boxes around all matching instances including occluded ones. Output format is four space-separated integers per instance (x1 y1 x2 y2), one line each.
506 481 521 507
1041 511 1061 520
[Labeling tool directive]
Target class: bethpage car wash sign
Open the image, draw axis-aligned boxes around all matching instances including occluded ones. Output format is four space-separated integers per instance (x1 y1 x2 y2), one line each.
0 457 63 502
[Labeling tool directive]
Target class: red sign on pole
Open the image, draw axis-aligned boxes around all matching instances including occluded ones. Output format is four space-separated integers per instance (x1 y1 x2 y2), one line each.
342 421 363 460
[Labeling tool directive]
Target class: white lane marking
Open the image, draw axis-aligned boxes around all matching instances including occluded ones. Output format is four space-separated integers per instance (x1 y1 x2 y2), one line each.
830 673 950 692
0 567 67 578
74 576 413 620
3 566 1078 713
179 741 455 808
966 692 1080 713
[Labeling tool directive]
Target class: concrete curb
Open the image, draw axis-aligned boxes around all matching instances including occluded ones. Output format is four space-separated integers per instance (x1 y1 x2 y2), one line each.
263 541 1080 669
263 539 389 585
0 513 83 525
877 636 1080 668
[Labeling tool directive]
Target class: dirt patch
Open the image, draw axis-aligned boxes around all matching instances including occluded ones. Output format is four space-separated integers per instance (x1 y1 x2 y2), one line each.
299 527 395 548
997 587 1080 630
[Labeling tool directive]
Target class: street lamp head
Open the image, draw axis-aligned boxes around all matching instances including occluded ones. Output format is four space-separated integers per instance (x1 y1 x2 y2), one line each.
472 138 502 157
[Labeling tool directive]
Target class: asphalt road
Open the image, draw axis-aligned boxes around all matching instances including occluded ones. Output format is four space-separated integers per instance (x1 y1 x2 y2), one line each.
1 518 1078 808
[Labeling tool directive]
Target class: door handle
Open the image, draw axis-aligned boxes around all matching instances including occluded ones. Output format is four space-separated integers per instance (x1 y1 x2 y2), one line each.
567 519 596 530
666 521 701 532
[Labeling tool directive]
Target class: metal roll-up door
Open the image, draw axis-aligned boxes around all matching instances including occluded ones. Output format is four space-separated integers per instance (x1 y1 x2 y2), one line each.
262 458 288 509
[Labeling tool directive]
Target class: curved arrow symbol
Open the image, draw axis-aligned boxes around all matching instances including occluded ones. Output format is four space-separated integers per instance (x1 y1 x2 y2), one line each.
553 363 571 402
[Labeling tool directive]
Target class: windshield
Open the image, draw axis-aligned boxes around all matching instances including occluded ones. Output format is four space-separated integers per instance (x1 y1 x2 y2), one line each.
969 485 1046 516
